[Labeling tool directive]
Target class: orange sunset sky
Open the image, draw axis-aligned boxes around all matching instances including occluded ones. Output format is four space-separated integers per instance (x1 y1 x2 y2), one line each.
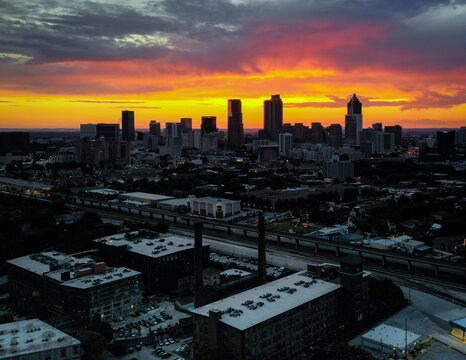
0 0 465 130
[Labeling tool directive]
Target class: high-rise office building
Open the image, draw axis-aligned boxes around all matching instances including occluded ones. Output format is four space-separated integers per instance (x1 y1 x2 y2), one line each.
384 125 403 146
311 122 324 143
122 110 135 142
180 118 193 132
80 124 97 139
345 94 363 146
149 120 161 136
372 123 382 131
96 123 119 140
327 124 343 147
228 99 244 148
279 132 293 157
165 122 181 146
201 116 217 134
264 94 283 141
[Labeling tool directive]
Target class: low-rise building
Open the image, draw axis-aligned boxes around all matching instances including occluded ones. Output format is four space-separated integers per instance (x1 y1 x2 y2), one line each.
187 196 241 219
94 231 210 294
0 319 81 360
7 252 141 323
119 192 174 205
192 270 342 360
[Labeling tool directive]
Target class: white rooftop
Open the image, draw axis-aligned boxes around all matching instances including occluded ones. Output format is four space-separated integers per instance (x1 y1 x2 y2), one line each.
0 319 80 358
120 192 173 202
220 268 252 278
191 270 341 331
87 188 120 196
94 232 206 259
362 324 421 349
7 252 140 289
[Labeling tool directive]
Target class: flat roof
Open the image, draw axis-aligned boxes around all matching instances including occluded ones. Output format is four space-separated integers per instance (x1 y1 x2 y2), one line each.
7 252 140 289
451 317 466 332
158 198 188 206
87 188 120 195
0 319 80 358
220 268 252 278
192 196 240 204
0 177 53 190
94 232 207 259
119 192 173 202
362 324 420 348
191 270 341 331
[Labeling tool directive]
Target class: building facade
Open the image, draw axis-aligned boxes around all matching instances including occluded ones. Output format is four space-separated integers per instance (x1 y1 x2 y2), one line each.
278 133 293 157
263 95 283 141
228 99 244 148
192 271 342 360
94 231 210 294
7 252 141 322
201 117 217 134
187 196 241 219
345 94 363 146
122 110 135 142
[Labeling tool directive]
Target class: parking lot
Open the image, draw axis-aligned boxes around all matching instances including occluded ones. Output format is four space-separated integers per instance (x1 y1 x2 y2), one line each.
112 300 190 340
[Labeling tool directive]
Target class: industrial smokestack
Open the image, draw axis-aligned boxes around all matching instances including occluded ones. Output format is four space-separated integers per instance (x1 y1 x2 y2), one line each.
194 222 205 308
258 215 266 285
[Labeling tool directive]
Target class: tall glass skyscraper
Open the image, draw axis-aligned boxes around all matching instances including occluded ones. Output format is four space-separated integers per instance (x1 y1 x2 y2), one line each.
228 99 244 148
345 94 363 146
122 110 135 142
263 94 283 141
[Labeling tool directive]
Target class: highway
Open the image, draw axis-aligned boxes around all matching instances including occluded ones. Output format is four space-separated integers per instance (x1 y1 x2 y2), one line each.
66 194 466 278
65 198 466 302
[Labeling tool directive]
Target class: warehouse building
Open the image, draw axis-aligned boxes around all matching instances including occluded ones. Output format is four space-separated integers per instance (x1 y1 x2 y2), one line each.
0 319 81 360
118 192 174 205
7 252 141 323
192 270 342 360
94 231 210 294
192 256 369 360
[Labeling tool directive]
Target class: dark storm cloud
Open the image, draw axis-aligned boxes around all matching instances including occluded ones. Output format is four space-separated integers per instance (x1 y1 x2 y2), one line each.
0 0 464 71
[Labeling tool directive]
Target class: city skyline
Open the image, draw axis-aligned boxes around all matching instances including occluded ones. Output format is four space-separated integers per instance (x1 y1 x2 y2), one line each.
0 1 465 129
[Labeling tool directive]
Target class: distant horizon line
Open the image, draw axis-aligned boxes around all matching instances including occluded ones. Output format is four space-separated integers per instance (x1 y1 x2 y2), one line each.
0 127 461 132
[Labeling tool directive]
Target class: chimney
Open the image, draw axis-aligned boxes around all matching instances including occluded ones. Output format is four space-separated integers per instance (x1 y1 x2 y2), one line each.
194 222 205 308
258 215 266 285
208 309 222 350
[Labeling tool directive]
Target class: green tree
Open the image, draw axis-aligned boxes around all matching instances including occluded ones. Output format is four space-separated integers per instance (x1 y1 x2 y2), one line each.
79 331 107 359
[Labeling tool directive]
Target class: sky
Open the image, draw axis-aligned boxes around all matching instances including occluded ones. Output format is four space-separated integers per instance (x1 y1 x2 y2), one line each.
0 0 465 130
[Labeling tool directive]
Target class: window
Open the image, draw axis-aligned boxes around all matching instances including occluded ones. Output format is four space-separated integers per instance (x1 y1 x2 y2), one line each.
61 348 67 357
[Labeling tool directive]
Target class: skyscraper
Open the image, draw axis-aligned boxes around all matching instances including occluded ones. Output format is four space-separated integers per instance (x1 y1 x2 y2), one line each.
165 122 181 146
122 110 135 142
327 124 343 147
149 120 161 136
180 118 193 132
96 123 119 140
372 123 382 131
345 94 363 146
264 94 283 141
201 116 217 134
384 125 402 146
228 99 244 148
80 124 97 139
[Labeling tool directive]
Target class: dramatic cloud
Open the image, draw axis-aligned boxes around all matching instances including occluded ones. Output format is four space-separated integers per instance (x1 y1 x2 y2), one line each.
0 0 465 127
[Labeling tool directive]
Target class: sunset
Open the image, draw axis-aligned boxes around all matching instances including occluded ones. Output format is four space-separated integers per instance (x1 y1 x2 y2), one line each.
1 2 466 359
1 0 465 129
